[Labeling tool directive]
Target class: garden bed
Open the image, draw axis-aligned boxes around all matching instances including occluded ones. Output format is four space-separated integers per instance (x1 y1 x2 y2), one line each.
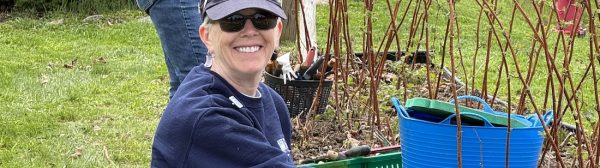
289 64 577 167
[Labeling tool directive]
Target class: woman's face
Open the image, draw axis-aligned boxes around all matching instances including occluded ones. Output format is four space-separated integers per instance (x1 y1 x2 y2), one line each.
200 8 283 77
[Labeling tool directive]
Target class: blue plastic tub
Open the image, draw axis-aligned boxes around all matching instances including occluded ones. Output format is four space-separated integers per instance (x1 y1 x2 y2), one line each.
392 97 552 168
405 96 534 127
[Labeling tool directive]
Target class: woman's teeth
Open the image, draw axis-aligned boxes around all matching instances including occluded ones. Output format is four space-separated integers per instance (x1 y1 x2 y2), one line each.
236 46 260 53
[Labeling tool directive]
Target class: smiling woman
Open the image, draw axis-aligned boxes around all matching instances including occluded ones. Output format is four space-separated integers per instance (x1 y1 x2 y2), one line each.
150 0 297 167
200 8 284 94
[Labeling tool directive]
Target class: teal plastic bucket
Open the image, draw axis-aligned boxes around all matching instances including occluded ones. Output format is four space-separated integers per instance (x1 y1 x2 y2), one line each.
392 97 552 168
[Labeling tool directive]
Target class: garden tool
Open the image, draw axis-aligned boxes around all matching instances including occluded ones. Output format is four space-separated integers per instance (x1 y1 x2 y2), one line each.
297 46 317 79
367 145 400 155
276 52 297 84
299 145 371 164
303 46 317 66
302 56 325 80
299 144 401 164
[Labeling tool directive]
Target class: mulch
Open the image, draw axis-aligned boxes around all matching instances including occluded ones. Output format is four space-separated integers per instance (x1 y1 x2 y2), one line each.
290 64 576 167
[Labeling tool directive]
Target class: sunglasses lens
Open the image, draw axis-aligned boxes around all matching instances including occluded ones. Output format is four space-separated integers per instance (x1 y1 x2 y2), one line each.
219 14 246 32
218 12 277 32
250 13 277 30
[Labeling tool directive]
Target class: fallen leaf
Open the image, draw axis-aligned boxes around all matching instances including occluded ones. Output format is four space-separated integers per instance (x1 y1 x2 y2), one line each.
103 145 116 165
47 19 64 25
97 57 107 64
83 15 103 22
144 132 153 140
63 59 77 69
343 131 361 148
70 147 82 159
40 74 49 85
93 125 101 132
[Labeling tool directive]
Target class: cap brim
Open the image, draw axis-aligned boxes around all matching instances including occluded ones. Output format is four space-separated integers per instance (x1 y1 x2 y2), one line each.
206 0 287 20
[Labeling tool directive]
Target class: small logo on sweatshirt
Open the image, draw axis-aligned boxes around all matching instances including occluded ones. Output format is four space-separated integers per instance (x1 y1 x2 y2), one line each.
276 138 289 153
229 96 243 108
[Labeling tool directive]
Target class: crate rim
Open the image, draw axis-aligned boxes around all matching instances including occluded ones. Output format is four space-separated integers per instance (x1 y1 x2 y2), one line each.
264 71 333 84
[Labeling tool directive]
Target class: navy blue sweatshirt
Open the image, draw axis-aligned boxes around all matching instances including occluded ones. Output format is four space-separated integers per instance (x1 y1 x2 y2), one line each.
151 66 294 167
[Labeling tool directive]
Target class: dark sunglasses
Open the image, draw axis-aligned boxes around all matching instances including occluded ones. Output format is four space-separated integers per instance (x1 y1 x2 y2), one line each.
216 12 278 32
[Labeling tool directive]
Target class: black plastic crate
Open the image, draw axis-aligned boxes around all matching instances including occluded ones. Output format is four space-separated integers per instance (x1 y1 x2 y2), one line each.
264 72 332 117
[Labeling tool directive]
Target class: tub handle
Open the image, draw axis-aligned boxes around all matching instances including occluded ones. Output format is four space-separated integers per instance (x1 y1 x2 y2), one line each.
543 110 554 125
529 110 554 127
455 96 536 126
391 97 409 118
450 95 494 113
440 112 495 127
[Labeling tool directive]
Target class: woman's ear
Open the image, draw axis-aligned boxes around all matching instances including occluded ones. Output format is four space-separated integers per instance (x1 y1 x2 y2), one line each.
276 20 283 38
274 20 283 48
199 25 212 51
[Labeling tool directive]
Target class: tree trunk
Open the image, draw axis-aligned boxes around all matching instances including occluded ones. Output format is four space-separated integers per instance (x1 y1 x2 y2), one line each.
282 0 317 62
282 0 298 42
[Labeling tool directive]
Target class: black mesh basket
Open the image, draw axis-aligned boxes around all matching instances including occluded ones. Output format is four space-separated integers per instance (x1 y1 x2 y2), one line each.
263 72 333 117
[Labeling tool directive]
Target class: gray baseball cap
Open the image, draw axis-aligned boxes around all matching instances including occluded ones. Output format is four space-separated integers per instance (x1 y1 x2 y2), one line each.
202 0 287 20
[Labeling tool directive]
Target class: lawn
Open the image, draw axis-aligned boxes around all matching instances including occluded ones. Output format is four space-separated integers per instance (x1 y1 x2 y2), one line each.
0 0 598 167
314 0 596 114
0 11 166 167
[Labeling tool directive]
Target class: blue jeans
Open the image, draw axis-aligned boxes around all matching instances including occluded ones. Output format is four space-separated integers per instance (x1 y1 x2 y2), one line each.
136 0 207 98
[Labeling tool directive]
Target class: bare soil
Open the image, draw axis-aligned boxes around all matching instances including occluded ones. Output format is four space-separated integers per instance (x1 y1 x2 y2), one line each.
290 65 577 167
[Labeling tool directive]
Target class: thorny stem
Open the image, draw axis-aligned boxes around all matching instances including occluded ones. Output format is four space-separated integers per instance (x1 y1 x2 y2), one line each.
298 0 312 50
447 0 463 167
372 0 402 114
434 17 451 100
423 0 433 99
542 1 594 166
583 0 600 166
471 7 483 107
561 2 591 166
295 0 600 167
517 1 576 166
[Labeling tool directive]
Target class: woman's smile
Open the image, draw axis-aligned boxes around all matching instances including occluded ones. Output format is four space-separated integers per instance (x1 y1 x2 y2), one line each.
234 45 261 53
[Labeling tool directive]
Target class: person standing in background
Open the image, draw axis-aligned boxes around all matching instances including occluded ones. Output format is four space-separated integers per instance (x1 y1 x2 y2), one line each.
135 0 207 98
151 0 296 166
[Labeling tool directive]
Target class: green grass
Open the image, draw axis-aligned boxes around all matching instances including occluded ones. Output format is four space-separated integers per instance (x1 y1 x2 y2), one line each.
13 0 136 15
315 1 598 119
0 0 598 167
0 10 166 167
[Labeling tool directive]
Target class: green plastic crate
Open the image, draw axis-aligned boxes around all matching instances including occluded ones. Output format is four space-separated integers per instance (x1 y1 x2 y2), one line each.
299 152 402 168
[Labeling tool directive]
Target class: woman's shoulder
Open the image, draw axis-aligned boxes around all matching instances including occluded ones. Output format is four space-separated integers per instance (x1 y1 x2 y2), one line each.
167 70 238 114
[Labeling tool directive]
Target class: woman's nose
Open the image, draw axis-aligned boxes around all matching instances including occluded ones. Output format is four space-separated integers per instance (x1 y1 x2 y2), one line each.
241 19 258 32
